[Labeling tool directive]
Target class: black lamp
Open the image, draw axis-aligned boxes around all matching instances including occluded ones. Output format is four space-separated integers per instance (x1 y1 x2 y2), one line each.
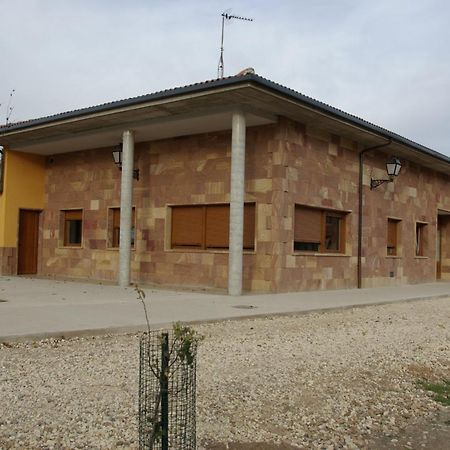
112 144 139 180
371 157 402 190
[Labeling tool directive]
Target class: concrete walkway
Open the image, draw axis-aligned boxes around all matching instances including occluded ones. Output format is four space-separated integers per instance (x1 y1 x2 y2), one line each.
0 276 449 342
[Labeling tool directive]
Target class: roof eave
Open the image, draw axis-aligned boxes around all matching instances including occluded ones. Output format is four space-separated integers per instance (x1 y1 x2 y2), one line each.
0 73 449 168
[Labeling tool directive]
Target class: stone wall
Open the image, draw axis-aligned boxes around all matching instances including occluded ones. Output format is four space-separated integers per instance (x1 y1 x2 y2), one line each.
39 118 450 292
272 118 450 291
0 247 16 275
41 125 276 290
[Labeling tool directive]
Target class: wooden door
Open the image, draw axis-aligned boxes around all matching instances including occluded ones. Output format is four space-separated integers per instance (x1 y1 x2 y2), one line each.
436 222 442 280
18 209 40 275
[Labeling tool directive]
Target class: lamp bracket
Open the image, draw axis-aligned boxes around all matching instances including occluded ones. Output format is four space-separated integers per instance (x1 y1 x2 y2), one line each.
370 178 392 190
117 166 139 181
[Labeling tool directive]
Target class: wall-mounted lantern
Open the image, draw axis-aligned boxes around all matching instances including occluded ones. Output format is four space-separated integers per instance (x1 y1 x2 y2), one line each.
112 144 139 181
370 157 402 190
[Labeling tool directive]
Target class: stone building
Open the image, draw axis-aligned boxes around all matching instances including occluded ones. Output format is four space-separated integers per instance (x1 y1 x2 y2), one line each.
0 73 449 294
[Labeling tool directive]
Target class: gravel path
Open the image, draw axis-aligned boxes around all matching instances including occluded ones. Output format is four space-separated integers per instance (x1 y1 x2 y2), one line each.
1 297 449 449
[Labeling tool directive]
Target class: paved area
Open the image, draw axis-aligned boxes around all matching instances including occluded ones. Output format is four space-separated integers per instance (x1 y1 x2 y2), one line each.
0 276 449 341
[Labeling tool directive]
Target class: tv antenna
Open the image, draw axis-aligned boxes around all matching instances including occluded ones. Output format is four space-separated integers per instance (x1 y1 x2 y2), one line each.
217 11 253 79
5 89 15 125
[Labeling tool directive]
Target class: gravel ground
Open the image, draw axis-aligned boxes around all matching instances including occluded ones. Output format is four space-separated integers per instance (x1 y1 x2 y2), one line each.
0 297 449 449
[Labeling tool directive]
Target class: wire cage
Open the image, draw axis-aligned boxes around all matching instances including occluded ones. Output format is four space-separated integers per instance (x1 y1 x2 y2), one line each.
139 329 197 450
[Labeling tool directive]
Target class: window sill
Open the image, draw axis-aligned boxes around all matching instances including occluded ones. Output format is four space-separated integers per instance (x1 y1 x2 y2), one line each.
106 247 136 251
293 252 350 257
167 248 256 255
385 255 402 259
58 246 83 249
414 256 429 259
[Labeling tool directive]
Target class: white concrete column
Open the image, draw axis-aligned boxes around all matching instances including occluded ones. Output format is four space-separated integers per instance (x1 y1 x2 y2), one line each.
119 130 135 287
228 111 246 296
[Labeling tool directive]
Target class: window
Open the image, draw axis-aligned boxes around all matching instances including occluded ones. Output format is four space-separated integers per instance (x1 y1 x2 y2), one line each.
63 210 82 246
109 207 136 248
415 222 427 256
170 203 255 250
294 205 346 253
387 219 400 256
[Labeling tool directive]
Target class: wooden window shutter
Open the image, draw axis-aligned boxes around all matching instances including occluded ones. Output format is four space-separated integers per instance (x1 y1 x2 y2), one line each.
243 203 256 249
171 206 203 247
112 208 121 247
294 206 322 242
65 210 82 221
112 208 121 229
205 205 229 248
387 219 397 248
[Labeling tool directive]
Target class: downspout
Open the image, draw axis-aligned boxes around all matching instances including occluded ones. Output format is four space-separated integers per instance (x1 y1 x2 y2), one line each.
357 140 391 288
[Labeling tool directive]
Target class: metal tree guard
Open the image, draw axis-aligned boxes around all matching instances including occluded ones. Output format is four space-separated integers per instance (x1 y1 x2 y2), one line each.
139 328 198 450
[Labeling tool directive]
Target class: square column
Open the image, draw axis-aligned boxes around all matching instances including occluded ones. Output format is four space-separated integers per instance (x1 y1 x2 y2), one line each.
228 111 246 295
119 130 135 287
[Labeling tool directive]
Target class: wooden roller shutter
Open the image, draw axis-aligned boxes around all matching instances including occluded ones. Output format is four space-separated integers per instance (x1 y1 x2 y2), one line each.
294 206 322 243
171 206 203 248
387 220 397 247
243 203 256 250
112 208 121 247
64 210 82 221
205 205 229 249
111 208 136 248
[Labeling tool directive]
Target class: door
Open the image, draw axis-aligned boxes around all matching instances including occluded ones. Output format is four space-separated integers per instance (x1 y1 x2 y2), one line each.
17 209 40 275
436 220 442 280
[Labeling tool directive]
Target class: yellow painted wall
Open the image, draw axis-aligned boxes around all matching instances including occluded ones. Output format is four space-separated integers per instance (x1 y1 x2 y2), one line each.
0 150 45 247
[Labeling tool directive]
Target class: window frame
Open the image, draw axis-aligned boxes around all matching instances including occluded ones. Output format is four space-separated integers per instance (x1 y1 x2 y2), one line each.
415 221 428 257
170 203 256 252
61 209 83 247
294 205 347 254
387 218 401 256
107 207 136 249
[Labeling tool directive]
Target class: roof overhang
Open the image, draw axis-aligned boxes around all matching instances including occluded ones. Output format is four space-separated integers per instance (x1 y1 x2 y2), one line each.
0 74 449 175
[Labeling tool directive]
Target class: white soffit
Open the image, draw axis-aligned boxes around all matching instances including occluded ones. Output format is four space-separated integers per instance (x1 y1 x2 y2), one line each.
10 111 274 155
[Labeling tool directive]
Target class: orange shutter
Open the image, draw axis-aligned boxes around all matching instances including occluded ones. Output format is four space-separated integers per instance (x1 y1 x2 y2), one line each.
171 206 204 247
205 205 229 248
64 210 82 221
243 203 256 250
112 208 120 247
387 220 397 249
294 206 322 242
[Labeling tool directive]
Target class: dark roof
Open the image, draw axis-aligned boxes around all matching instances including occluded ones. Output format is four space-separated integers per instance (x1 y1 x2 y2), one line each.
1 73 449 166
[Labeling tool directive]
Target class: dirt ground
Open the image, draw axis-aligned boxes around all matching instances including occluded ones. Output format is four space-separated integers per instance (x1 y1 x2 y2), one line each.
1 297 449 449
204 409 450 450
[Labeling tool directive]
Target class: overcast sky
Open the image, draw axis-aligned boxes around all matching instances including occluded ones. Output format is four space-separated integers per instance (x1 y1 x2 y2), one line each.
1 0 449 156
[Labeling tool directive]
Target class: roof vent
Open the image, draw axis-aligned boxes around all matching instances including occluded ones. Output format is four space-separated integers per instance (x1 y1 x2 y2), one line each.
236 67 255 76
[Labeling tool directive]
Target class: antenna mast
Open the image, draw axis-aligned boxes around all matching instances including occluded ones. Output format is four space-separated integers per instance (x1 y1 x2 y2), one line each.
218 12 253 79
5 89 15 125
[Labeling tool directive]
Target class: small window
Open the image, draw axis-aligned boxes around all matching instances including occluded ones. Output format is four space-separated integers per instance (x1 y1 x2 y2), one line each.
63 210 82 246
294 205 346 253
387 219 400 256
415 222 427 256
171 203 255 251
109 207 135 248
